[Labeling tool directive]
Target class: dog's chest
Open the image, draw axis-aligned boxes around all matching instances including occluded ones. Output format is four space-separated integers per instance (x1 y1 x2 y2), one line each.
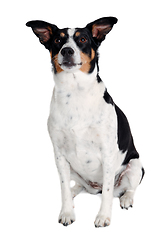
48 74 117 182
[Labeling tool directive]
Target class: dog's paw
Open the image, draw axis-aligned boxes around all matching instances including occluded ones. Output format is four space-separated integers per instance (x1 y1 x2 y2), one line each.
120 191 134 210
58 209 75 226
94 214 111 228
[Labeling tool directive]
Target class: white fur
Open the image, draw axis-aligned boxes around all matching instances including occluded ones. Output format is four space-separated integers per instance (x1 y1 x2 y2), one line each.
48 41 143 227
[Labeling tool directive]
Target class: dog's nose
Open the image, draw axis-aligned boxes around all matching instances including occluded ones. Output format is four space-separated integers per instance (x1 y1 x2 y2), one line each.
61 47 74 57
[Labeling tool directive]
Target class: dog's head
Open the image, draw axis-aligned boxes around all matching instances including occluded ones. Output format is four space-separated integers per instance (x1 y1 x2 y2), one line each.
26 17 117 74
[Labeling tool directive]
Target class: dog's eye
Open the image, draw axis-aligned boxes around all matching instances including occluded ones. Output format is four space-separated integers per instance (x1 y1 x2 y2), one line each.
55 38 61 44
80 37 87 43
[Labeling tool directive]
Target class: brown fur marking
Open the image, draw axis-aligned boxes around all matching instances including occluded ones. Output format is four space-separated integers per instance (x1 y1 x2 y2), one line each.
80 48 95 73
75 31 80 37
60 32 65 37
50 52 63 73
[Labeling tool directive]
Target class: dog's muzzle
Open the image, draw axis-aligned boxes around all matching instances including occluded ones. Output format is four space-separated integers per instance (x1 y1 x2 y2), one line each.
60 47 76 67
59 47 82 70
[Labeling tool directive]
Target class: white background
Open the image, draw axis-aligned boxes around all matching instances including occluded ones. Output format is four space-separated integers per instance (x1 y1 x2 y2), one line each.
0 0 160 239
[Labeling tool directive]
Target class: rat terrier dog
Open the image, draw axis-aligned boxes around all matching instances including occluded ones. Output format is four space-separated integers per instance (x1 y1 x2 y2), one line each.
26 17 144 227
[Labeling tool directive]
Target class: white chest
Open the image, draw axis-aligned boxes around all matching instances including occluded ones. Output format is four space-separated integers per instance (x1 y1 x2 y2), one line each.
48 71 118 183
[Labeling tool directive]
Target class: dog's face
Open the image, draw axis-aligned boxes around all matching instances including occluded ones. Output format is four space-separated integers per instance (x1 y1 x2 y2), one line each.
26 17 117 74
51 28 96 73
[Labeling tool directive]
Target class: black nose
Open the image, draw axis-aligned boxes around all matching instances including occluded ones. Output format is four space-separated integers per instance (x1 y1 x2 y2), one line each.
61 47 74 57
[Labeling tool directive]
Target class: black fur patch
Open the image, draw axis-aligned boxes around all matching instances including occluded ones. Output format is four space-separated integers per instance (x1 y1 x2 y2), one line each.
103 90 139 166
140 167 145 184
97 75 102 83
103 88 114 105
114 105 139 165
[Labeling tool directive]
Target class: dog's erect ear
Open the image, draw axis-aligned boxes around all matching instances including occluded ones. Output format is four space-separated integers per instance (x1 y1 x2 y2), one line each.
26 20 58 50
86 17 118 45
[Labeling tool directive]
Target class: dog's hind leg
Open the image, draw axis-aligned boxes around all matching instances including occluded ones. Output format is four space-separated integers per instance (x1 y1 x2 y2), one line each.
114 158 144 209
71 183 84 198
71 168 100 196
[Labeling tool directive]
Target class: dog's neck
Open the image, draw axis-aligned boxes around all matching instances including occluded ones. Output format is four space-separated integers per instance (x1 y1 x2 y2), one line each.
53 66 98 93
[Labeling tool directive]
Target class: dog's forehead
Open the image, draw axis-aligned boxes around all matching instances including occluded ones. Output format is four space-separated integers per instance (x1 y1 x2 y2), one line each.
56 28 76 39
57 27 89 39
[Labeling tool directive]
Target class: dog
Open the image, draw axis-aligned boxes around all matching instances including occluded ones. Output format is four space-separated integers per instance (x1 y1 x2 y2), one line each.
26 17 144 227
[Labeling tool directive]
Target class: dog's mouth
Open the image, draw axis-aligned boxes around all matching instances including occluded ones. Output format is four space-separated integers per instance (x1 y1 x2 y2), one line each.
59 61 82 69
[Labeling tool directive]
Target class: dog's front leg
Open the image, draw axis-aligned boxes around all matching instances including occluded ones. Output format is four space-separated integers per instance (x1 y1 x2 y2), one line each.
94 152 116 228
54 148 75 226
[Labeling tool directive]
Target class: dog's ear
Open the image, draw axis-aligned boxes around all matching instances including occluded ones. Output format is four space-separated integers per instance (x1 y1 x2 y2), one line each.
26 20 58 50
86 17 118 46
